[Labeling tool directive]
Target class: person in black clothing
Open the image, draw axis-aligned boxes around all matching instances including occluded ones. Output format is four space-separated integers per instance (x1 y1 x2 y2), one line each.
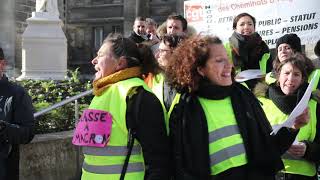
128 16 147 44
227 12 273 90
165 35 309 180
0 47 35 180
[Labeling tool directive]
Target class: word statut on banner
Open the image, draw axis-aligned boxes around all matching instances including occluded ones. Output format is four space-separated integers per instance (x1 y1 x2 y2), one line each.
184 0 320 48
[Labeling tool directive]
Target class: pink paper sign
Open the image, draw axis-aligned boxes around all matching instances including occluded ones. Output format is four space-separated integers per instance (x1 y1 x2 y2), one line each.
72 109 112 147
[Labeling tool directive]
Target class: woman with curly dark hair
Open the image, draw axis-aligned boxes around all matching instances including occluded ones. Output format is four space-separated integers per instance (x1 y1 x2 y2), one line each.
166 35 309 180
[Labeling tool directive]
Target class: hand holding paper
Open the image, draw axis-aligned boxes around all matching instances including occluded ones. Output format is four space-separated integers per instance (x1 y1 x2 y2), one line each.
292 108 310 130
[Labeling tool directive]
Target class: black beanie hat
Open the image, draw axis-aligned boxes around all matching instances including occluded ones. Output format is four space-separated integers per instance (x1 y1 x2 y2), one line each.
276 33 302 52
0 48 4 60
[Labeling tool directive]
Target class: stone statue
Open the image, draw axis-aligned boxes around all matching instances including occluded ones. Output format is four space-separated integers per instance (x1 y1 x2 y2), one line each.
36 0 59 17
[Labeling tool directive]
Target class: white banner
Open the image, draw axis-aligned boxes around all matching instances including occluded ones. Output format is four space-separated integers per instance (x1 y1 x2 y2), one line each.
184 0 320 48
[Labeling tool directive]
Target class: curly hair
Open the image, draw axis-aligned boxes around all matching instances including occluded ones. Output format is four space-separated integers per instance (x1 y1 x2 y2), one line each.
165 35 223 93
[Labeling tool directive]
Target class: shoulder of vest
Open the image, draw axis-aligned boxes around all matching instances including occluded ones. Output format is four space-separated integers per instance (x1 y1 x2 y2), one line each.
260 53 271 61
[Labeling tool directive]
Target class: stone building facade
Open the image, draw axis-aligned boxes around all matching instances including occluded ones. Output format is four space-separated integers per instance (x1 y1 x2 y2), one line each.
5 0 315 78
1 0 182 77
66 0 184 76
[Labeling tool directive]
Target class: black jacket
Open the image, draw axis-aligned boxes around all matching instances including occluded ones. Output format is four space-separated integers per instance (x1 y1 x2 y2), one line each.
128 31 146 44
126 87 170 180
0 75 35 180
169 83 297 180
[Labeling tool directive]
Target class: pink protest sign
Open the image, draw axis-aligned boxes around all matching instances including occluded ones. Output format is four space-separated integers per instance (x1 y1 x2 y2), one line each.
72 109 112 147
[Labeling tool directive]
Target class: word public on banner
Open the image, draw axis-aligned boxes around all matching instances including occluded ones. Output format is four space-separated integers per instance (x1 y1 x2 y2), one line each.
184 0 320 48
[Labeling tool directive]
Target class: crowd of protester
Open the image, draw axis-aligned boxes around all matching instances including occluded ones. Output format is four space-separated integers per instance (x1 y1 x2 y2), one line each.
1 11 320 180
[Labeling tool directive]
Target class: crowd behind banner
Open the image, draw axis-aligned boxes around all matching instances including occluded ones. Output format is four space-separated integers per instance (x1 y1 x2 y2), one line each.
1 11 320 180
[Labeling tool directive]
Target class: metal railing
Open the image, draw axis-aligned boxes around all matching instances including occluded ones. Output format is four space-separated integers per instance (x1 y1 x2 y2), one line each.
33 89 93 118
32 89 93 179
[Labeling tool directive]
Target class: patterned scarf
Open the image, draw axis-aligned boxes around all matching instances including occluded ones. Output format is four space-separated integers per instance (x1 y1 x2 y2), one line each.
229 32 269 70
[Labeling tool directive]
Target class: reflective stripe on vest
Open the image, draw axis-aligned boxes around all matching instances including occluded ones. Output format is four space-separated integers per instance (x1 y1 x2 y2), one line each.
151 73 180 134
209 125 239 142
83 161 144 174
210 143 246 166
198 97 247 175
82 145 142 156
81 78 149 180
259 97 317 176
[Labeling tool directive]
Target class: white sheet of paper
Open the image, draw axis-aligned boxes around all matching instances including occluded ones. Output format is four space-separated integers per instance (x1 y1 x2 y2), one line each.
235 69 264 82
271 71 319 135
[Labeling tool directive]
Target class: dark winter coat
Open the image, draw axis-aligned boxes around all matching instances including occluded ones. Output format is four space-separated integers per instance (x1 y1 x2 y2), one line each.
0 75 35 180
128 31 146 44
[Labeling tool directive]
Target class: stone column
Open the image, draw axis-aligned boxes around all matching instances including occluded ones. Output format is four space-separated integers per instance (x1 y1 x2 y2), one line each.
0 0 15 77
17 12 67 80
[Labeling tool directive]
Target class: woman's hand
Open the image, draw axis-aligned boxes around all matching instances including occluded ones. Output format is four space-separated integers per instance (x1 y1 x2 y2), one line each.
292 108 309 130
287 142 307 157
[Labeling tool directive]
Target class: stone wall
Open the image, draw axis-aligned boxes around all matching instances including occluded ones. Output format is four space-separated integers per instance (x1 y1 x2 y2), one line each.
19 131 82 180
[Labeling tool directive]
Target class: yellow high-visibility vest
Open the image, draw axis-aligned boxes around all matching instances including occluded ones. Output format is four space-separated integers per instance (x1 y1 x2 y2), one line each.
199 96 247 175
81 78 150 180
151 73 180 133
259 94 318 176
